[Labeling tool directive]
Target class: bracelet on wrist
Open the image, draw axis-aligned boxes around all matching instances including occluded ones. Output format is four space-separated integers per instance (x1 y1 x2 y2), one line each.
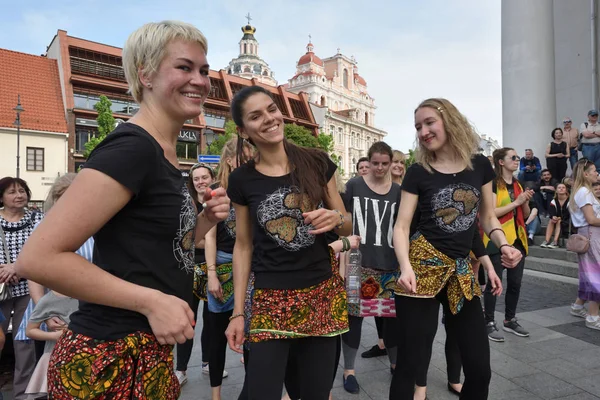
499 244 514 251
341 236 351 252
488 228 504 238
333 209 345 229
229 313 244 321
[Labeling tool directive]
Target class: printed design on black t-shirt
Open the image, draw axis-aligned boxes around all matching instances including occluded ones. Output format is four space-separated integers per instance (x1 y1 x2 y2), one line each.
257 186 319 251
225 207 236 238
173 185 196 272
431 183 480 233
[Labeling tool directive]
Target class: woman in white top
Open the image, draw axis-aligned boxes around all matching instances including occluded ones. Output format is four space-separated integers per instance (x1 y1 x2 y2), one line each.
568 159 600 330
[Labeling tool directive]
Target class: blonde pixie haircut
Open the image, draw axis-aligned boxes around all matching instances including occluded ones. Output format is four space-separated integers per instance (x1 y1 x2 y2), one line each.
123 20 209 103
414 98 479 173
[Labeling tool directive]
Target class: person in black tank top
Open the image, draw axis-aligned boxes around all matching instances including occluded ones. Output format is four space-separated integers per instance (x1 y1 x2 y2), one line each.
545 128 569 182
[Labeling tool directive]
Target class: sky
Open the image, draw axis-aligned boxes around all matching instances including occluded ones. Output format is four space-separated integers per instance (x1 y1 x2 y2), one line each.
0 0 502 153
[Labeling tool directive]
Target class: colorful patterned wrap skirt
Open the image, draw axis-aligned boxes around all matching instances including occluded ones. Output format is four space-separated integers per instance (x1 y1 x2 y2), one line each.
47 330 179 399
348 267 399 318
193 263 208 301
248 247 349 342
394 232 481 315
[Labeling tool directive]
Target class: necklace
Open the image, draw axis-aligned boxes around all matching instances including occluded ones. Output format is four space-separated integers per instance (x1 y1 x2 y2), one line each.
149 120 177 152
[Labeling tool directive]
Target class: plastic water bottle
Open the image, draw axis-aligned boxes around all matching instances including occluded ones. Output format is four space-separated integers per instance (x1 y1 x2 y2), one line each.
346 248 362 304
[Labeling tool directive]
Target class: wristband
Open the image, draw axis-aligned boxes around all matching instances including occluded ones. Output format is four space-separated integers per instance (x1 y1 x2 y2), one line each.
229 313 244 321
341 236 350 252
499 244 514 251
488 228 504 238
207 264 216 272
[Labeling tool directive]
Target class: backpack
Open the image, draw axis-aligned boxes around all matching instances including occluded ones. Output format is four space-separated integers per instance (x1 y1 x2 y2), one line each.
578 122 588 151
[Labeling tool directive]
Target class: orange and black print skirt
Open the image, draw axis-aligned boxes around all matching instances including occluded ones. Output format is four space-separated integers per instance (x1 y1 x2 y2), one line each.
248 247 349 342
47 330 179 399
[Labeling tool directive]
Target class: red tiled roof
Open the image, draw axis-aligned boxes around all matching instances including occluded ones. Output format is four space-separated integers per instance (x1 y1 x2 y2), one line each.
0 49 67 133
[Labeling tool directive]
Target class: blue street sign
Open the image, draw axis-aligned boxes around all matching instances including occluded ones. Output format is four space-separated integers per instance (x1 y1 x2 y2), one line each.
198 155 221 163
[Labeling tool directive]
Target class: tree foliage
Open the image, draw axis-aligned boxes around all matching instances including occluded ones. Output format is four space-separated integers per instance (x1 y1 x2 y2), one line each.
406 148 416 167
206 120 237 155
284 124 320 148
84 95 115 158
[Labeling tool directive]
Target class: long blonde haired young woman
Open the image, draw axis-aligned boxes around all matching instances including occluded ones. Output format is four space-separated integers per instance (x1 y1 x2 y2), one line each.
391 150 406 185
391 98 520 400
568 159 600 330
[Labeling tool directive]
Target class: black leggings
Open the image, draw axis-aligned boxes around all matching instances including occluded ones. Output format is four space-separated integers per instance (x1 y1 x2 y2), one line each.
208 309 233 387
484 245 526 323
415 313 462 387
176 298 209 370
342 315 397 370
391 291 491 400
246 336 337 400
375 316 384 339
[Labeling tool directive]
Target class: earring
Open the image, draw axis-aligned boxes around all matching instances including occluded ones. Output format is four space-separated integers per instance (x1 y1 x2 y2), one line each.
147 83 152 88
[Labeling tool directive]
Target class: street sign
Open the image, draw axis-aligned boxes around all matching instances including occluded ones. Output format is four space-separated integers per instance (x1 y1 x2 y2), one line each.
198 155 220 163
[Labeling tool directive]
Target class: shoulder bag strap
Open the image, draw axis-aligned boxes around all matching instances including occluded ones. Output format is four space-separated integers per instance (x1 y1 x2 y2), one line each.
0 224 11 264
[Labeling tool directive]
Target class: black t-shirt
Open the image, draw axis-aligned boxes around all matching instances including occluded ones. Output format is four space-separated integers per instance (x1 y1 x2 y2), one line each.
227 158 337 290
195 201 206 264
402 154 495 260
344 177 401 271
69 124 196 340
216 203 236 254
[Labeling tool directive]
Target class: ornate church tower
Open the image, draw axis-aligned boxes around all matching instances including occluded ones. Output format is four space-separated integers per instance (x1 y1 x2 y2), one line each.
225 14 277 86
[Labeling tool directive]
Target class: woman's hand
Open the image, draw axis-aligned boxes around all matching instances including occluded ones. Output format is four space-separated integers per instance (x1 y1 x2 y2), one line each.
486 268 503 296
397 266 417 293
500 246 522 269
46 316 68 332
225 316 245 354
207 273 223 302
0 264 18 284
201 188 230 225
348 235 361 250
141 290 195 345
304 209 342 235
514 191 533 207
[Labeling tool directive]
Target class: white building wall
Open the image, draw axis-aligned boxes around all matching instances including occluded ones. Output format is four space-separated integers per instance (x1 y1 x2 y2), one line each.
553 0 596 126
502 0 557 164
0 128 68 201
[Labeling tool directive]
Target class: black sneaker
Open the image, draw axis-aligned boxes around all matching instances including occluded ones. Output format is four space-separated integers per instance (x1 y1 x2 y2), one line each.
361 344 387 358
486 321 504 342
503 318 529 337
343 374 360 394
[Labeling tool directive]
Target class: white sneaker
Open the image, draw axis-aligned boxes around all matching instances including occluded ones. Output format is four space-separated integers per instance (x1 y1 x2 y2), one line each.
547 242 559 249
570 305 588 318
201 363 229 378
585 317 600 330
540 241 549 248
175 370 188 386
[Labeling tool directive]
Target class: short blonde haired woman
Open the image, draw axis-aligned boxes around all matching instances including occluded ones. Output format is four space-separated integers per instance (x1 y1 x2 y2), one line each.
391 150 406 185
16 21 230 398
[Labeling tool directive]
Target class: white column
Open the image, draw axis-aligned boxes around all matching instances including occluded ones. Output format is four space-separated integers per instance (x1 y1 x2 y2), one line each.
502 0 556 165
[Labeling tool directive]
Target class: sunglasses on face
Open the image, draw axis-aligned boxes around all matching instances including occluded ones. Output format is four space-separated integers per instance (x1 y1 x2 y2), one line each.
510 155 520 161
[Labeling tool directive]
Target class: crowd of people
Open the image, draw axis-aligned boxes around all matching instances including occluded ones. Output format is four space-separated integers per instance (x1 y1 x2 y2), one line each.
0 19 597 400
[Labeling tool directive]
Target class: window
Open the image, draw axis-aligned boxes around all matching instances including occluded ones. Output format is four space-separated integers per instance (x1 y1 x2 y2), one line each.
75 127 98 154
343 69 349 88
338 127 343 143
204 112 227 128
74 93 139 116
321 96 326 106
26 147 44 171
365 112 369 125
176 141 198 161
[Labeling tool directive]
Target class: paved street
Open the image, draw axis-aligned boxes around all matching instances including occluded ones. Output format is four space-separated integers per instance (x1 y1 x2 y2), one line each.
179 271 600 400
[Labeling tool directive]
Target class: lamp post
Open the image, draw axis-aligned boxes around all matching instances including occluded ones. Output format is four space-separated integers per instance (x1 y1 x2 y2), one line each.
13 95 25 179
204 128 216 151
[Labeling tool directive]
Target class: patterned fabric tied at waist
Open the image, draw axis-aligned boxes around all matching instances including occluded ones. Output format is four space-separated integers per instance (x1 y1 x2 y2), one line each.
48 330 179 399
395 232 481 315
